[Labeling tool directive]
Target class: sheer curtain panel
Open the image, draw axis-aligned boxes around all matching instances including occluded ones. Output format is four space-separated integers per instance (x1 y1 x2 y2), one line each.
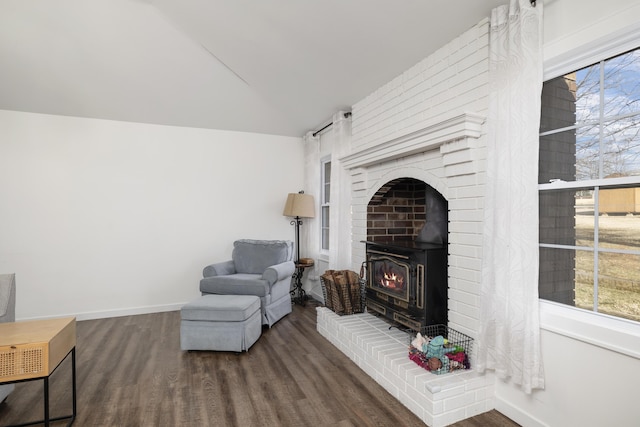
328 111 353 271
476 0 545 393
302 131 321 265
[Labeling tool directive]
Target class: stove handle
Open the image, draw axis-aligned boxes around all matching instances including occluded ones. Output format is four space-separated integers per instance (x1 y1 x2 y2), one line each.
417 263 425 309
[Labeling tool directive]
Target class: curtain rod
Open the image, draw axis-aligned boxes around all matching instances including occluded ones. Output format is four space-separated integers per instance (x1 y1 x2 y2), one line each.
312 111 352 137
312 122 332 137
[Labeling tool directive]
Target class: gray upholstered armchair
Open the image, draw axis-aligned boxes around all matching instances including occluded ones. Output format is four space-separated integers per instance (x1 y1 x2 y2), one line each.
200 239 295 327
0 273 16 403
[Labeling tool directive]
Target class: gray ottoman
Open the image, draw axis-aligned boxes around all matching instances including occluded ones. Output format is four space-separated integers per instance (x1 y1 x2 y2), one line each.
180 294 262 352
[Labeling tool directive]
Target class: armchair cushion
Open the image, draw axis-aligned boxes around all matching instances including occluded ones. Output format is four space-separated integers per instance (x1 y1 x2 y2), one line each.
200 274 269 297
232 239 293 274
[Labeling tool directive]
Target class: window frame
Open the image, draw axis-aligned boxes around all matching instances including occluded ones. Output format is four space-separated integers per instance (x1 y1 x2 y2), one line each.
539 25 640 357
540 48 640 319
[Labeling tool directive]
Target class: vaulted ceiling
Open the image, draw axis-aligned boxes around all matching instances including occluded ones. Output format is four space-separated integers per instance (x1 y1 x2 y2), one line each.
0 0 506 137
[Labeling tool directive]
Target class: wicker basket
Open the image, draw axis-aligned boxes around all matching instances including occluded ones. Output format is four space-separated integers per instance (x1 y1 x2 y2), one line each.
320 270 366 315
408 324 473 374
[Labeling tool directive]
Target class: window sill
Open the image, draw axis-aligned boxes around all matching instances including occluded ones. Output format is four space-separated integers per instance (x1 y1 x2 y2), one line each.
317 253 329 263
539 300 640 359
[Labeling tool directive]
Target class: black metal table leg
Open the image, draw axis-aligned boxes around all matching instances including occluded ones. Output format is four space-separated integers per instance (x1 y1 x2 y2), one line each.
71 347 76 424
43 376 49 427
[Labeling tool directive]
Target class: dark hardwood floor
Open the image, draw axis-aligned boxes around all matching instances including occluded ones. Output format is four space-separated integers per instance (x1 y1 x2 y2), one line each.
0 301 519 427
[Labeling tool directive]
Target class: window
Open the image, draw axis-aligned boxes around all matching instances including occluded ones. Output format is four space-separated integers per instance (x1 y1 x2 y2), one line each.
321 159 331 251
539 47 640 323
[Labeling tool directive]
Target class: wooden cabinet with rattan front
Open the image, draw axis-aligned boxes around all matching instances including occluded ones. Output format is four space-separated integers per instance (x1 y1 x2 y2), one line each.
0 317 76 383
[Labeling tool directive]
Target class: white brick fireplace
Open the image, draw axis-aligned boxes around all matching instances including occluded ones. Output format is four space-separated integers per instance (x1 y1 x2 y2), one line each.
317 19 495 427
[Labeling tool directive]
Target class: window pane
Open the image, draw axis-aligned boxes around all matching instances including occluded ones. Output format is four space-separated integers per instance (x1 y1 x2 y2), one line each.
321 228 329 251
574 248 595 311
575 125 601 180
601 118 640 178
575 64 600 125
576 191 595 247
598 189 640 250
539 247 580 306
603 50 640 117
324 161 331 182
539 247 596 310
539 129 577 184
539 189 585 246
323 162 331 204
596 252 640 322
321 206 330 251
540 74 577 133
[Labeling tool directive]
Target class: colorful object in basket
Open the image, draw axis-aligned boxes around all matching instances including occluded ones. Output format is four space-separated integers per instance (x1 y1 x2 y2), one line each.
424 335 454 373
411 332 430 352
408 331 472 374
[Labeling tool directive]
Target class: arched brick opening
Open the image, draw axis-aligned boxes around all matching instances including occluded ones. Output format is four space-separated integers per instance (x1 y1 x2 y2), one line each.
366 177 448 245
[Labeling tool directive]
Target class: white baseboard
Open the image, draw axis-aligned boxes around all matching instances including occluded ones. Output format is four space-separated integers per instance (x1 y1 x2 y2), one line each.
18 303 186 322
308 289 325 304
495 396 549 427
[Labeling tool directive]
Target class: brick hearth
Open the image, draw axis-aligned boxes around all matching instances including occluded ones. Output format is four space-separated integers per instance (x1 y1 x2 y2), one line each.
316 307 494 427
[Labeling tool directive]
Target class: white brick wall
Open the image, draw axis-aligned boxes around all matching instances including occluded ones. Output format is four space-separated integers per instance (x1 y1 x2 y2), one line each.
351 18 490 153
324 19 494 425
346 19 490 340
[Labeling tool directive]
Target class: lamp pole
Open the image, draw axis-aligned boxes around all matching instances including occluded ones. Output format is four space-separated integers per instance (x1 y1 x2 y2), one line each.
290 216 302 263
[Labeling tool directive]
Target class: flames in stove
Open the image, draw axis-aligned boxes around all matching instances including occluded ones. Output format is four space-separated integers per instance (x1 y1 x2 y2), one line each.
380 270 404 290
369 255 411 301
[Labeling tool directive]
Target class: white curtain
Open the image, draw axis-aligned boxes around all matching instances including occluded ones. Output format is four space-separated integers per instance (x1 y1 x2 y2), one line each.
328 111 353 271
476 0 545 394
302 131 321 265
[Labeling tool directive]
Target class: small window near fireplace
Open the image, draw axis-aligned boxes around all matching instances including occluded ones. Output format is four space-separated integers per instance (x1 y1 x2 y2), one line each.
321 158 331 251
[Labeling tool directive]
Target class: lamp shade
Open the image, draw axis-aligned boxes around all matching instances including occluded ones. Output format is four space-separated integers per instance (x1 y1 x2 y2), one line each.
283 192 315 218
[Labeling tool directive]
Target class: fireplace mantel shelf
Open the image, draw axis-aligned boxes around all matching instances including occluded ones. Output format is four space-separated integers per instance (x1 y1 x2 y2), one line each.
340 112 485 170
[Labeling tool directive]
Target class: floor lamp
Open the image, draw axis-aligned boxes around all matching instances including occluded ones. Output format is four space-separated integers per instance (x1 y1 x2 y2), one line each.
283 191 315 304
283 191 315 262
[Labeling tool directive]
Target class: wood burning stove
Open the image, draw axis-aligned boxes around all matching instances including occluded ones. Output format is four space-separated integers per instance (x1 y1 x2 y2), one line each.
364 240 447 331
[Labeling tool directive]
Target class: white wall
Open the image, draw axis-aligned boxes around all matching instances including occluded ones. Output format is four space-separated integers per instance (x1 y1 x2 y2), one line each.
543 0 640 69
496 324 640 427
0 110 303 320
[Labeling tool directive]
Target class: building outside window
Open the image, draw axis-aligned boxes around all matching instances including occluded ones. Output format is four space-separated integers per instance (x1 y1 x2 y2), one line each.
321 158 331 252
539 46 640 323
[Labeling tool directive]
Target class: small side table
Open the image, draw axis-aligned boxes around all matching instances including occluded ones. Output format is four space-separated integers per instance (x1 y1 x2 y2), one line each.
291 260 314 306
0 317 77 427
